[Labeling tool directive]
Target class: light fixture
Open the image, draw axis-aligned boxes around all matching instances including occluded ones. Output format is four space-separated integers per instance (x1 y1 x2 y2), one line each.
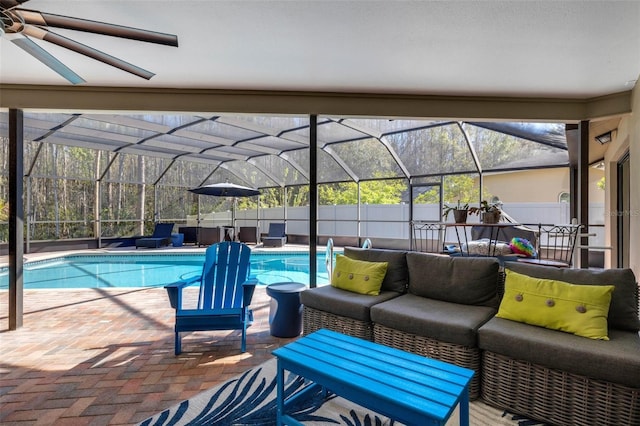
595 131 613 144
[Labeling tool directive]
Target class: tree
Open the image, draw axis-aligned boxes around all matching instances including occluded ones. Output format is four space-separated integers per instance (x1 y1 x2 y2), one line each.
0 198 7 222
414 175 491 206
359 179 404 204
317 178 405 205
1 119 562 242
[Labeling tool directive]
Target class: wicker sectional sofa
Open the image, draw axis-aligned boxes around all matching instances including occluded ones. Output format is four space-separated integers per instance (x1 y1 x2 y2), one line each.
300 247 640 426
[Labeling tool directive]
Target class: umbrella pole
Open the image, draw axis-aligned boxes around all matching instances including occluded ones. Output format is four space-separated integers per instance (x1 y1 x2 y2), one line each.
232 197 236 229
197 196 201 227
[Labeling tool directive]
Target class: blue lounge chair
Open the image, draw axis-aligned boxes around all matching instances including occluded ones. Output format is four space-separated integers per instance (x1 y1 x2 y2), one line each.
135 222 175 248
262 223 287 247
165 241 257 355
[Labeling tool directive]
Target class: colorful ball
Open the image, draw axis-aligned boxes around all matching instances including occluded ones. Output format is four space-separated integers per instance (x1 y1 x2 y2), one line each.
509 237 536 257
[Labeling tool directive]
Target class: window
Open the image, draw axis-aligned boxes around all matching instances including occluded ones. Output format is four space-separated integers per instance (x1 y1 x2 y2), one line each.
558 192 570 203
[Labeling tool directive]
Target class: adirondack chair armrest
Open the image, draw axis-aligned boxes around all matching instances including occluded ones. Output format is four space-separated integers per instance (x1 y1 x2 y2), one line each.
242 278 259 306
178 273 203 285
165 278 200 309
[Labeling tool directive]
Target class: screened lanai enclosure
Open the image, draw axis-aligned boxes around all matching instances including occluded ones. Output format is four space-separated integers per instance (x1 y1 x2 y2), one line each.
1 111 572 248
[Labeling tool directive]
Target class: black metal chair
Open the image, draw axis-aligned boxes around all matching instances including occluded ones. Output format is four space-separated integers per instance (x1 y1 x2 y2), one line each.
411 221 446 254
518 223 582 268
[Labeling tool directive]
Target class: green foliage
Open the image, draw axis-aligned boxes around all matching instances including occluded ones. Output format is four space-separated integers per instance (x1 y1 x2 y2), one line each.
414 175 491 205
468 200 501 215
442 200 470 220
597 177 605 191
318 179 405 205
288 186 309 207
319 182 357 205
360 179 404 204
256 187 284 207
0 198 7 222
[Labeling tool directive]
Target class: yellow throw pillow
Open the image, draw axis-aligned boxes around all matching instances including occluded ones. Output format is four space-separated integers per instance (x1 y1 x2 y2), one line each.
497 269 615 340
331 254 388 295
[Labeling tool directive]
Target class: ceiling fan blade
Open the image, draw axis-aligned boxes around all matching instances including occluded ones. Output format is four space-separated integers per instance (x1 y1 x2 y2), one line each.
23 25 155 80
16 9 178 46
0 0 30 9
10 35 85 84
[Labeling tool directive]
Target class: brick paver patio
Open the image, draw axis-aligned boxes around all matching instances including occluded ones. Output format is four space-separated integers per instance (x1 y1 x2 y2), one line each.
0 286 296 425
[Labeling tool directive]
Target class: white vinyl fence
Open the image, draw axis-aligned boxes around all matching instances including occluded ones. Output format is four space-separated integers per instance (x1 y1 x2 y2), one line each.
188 202 605 247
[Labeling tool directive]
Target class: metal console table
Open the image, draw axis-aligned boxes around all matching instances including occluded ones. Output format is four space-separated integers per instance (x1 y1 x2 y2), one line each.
445 223 523 257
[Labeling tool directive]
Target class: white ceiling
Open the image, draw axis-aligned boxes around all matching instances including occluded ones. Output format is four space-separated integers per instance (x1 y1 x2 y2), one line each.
1 0 639 99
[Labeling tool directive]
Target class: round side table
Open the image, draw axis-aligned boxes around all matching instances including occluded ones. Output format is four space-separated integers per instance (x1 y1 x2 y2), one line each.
171 233 184 247
265 282 307 338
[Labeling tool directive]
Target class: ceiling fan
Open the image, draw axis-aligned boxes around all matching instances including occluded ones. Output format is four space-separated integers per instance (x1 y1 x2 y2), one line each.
0 0 178 84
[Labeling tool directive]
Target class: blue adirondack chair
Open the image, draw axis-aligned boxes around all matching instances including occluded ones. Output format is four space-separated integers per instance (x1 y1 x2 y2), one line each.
165 241 257 355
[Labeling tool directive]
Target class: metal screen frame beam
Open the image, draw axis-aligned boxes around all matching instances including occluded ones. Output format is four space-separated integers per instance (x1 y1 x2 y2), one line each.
9 109 25 330
309 115 318 288
578 120 590 268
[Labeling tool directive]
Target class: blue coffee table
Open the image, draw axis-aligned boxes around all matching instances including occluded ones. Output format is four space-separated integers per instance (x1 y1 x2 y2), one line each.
273 329 474 426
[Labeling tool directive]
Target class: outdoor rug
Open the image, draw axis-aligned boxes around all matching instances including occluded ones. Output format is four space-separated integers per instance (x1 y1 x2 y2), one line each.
139 358 547 425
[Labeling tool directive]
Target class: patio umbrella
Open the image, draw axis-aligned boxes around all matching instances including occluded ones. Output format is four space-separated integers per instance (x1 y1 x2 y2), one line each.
189 182 260 197
188 183 260 235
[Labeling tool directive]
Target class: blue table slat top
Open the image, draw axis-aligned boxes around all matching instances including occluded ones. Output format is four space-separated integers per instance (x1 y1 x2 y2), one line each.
273 329 474 426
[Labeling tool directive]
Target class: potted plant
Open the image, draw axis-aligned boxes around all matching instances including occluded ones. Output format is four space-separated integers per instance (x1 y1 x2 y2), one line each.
442 200 470 223
469 200 501 224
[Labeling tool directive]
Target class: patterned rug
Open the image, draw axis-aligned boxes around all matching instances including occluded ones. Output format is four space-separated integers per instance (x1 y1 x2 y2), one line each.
140 358 546 425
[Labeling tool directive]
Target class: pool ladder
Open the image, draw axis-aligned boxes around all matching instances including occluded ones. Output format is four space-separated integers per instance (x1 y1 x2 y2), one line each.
325 238 334 279
325 238 372 280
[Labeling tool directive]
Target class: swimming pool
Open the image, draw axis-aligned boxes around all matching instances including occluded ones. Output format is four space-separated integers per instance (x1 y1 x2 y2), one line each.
0 252 336 290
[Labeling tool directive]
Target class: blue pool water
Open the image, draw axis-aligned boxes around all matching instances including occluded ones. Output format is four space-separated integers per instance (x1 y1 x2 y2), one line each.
0 252 335 290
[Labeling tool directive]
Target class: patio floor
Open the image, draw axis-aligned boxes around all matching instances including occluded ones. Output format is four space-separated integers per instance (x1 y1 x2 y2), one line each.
0 285 298 425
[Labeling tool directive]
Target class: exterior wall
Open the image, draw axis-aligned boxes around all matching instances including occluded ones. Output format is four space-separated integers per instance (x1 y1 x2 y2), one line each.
604 79 639 274
632 81 640 276
482 168 604 204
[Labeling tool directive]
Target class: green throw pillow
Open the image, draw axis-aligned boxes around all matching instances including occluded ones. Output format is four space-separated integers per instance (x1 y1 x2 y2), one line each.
497 269 615 340
331 254 388 295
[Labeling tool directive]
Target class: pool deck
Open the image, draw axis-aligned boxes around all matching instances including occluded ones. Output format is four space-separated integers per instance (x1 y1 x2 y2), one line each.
0 283 302 425
0 243 335 424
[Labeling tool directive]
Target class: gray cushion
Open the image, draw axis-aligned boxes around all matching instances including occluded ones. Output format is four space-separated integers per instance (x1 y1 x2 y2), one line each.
344 247 408 293
370 293 497 347
478 317 640 388
300 285 401 322
406 252 501 308
505 262 639 331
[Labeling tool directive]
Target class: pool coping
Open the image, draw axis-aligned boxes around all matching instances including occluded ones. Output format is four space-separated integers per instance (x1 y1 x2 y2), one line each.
0 243 338 269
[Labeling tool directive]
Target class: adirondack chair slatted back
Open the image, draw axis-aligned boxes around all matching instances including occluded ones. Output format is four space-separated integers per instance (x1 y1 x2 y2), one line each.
198 242 251 310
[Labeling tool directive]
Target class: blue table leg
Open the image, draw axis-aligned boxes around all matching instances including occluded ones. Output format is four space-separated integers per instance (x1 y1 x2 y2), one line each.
277 360 284 426
460 386 470 426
